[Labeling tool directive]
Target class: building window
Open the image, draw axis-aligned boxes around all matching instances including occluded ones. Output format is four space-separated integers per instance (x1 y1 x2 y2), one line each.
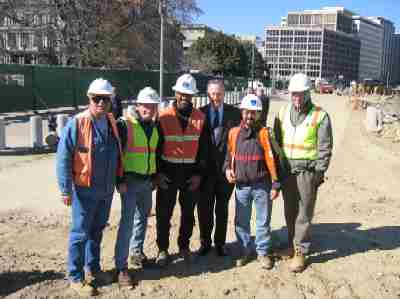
33 15 40 25
7 32 17 49
21 32 31 50
42 35 48 48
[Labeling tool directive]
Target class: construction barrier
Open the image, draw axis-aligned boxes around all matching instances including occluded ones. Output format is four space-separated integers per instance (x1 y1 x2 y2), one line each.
30 116 43 148
0 118 5 149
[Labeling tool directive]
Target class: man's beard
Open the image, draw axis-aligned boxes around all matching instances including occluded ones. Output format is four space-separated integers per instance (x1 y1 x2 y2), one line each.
177 100 192 111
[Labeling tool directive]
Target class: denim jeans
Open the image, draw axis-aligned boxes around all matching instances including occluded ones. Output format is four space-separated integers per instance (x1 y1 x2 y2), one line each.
68 189 113 282
235 182 272 256
115 177 152 270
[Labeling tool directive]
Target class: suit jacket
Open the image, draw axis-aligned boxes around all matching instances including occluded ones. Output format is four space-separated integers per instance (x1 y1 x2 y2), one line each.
201 103 241 178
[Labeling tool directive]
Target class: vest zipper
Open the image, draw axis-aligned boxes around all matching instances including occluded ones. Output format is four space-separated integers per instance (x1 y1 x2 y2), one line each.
146 134 151 175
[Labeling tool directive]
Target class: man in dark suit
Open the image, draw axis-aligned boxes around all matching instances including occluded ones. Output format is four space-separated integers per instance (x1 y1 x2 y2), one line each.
197 79 241 257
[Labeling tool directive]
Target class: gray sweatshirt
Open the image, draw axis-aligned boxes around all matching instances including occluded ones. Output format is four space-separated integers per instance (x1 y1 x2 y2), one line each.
273 100 333 174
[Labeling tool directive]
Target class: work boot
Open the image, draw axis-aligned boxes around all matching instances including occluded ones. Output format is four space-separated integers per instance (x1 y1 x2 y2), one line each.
179 248 192 263
156 250 169 268
289 246 306 273
258 255 274 270
215 245 229 257
274 247 294 260
70 281 98 297
236 254 252 267
130 251 149 268
117 269 133 289
85 270 113 287
197 245 212 257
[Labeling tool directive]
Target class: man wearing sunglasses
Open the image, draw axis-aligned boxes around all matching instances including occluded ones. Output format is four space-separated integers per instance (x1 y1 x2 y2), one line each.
56 78 126 296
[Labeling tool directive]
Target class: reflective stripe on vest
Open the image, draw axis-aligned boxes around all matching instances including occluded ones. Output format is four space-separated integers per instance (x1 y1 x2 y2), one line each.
159 106 205 164
279 104 326 160
73 110 123 187
123 117 158 175
227 126 278 182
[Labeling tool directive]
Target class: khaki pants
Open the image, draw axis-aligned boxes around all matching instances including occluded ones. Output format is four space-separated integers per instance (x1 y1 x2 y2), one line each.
282 171 318 254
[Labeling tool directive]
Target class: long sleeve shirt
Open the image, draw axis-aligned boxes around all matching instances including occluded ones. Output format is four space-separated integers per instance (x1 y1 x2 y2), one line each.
273 101 333 173
56 115 120 197
116 111 160 181
156 106 212 187
223 125 278 186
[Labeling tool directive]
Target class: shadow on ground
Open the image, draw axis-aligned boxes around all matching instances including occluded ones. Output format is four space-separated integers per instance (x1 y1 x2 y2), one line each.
274 222 400 264
132 245 239 283
0 270 65 297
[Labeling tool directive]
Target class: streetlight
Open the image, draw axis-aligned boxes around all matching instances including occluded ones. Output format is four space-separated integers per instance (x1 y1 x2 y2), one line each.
159 0 165 100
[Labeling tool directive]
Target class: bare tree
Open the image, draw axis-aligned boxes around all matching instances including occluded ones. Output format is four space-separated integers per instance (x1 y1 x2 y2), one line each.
0 0 201 69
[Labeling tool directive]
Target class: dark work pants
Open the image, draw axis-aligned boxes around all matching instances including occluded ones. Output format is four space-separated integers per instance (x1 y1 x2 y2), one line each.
197 176 234 247
282 171 318 254
156 183 199 252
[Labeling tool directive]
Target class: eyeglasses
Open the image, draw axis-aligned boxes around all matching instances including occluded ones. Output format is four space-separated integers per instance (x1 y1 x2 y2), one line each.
91 96 111 104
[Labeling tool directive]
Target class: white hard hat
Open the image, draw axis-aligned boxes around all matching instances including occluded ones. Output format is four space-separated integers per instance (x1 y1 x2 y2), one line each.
136 87 160 104
288 73 312 92
172 74 198 95
351 81 357 85
87 78 113 95
240 94 263 111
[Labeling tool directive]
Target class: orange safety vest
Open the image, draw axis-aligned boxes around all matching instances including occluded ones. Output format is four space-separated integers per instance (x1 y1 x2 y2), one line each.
159 106 205 164
73 110 123 187
227 126 278 182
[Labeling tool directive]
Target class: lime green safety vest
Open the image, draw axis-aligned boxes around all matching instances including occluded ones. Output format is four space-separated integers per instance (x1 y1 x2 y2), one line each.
279 104 326 160
123 117 159 175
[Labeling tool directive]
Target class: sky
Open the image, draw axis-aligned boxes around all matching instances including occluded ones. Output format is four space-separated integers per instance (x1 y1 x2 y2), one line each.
196 0 400 37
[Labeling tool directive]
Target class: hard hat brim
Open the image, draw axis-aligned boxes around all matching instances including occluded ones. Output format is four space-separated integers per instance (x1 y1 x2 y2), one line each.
172 85 198 95
136 99 160 104
239 106 263 111
288 88 308 93
88 90 113 96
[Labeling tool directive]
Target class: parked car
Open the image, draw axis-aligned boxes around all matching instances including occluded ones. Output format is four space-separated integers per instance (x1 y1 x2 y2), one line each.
320 83 334 94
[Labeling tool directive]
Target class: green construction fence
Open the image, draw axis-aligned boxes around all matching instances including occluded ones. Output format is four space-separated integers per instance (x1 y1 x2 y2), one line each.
0 64 251 113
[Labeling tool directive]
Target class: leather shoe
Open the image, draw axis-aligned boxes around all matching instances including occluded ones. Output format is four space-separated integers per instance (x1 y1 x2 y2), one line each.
215 245 228 257
197 245 211 256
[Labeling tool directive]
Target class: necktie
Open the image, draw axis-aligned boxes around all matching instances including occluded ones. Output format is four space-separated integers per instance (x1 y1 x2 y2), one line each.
212 109 220 129
212 109 222 144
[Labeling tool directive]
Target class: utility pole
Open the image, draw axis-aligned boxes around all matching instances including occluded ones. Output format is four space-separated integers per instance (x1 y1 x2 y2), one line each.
251 40 255 89
159 0 165 100
386 70 390 89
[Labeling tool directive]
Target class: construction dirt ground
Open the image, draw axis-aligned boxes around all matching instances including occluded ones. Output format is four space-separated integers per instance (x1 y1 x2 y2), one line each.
0 94 399 298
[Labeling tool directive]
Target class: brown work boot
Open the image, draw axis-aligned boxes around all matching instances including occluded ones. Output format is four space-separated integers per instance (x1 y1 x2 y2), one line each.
289 246 306 273
258 255 274 270
85 270 113 287
70 281 98 297
117 269 133 289
274 247 294 260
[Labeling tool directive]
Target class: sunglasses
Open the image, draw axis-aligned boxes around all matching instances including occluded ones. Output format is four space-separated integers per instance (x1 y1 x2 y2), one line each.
91 96 111 104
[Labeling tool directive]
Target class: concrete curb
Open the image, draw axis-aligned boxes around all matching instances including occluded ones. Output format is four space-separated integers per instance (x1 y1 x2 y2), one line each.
0 146 56 156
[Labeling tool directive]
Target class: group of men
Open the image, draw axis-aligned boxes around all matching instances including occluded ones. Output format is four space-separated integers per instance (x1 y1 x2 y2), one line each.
56 72 333 296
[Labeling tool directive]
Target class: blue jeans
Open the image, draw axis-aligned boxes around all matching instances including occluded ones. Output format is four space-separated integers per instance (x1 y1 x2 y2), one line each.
235 182 272 256
115 177 152 270
68 188 113 282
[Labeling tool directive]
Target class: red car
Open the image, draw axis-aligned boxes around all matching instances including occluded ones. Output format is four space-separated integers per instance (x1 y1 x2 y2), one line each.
320 83 334 94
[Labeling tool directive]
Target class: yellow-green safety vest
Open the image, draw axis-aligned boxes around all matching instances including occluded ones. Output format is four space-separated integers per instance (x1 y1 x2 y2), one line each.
123 117 159 175
279 104 326 160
